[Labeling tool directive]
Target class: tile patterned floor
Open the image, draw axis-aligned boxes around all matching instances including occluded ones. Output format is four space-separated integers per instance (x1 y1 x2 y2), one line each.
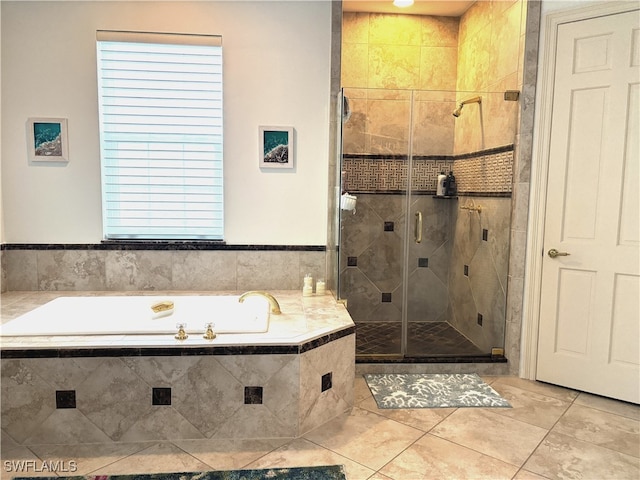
356 322 485 356
2 375 638 480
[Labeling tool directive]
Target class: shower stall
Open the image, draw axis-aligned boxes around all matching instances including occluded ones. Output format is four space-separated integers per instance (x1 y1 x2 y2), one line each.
336 87 518 361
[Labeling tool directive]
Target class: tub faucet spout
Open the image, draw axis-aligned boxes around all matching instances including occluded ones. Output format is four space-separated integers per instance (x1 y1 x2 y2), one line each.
238 291 281 315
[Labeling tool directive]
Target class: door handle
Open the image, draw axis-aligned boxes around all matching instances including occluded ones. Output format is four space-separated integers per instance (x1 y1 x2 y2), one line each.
548 248 570 258
415 211 422 244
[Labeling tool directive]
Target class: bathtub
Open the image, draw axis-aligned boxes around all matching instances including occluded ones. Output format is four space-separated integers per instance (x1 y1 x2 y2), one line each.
1 291 356 444
0 294 270 336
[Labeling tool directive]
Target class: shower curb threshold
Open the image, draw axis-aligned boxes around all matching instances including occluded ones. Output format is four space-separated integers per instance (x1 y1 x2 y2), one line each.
355 355 507 364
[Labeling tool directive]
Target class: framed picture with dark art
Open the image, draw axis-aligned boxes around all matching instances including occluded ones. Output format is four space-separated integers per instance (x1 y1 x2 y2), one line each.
27 118 69 162
259 126 294 169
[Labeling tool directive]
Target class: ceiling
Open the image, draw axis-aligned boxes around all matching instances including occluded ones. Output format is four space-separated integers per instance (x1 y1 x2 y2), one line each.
342 0 475 17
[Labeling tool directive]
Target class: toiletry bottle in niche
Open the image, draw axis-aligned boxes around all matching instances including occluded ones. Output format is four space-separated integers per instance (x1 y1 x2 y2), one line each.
445 171 457 197
437 172 447 196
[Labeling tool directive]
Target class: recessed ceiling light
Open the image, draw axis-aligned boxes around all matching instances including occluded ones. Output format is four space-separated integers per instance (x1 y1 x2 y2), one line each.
393 0 414 7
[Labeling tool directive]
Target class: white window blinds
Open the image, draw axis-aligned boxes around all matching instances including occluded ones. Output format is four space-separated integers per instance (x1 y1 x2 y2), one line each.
96 31 223 240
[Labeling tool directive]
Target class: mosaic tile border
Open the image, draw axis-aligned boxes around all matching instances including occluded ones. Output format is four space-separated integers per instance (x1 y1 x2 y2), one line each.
342 145 513 196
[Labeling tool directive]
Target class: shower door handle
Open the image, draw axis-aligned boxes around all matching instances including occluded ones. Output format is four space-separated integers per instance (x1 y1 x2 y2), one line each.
415 211 422 244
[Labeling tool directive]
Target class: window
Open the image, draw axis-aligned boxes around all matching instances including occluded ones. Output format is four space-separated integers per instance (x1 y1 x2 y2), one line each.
96 31 223 240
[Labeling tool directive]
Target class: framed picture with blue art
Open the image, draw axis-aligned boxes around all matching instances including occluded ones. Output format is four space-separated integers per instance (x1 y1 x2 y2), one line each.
259 126 294 169
27 117 69 162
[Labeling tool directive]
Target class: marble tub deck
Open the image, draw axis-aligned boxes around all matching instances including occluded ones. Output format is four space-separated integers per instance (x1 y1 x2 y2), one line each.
0 291 354 351
0 291 356 446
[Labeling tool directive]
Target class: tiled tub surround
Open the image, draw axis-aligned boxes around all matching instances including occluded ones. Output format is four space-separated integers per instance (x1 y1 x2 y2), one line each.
0 246 325 293
0 291 355 445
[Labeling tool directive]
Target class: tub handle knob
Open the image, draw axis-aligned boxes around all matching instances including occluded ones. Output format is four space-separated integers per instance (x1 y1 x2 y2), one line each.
203 322 217 340
175 323 188 340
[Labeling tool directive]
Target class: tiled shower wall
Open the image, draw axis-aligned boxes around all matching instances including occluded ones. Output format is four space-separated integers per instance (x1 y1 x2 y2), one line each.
339 3 529 356
0 248 325 293
340 147 513 353
339 193 453 326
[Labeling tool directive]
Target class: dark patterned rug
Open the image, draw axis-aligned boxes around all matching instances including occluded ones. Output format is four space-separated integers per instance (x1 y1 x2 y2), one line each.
365 373 511 409
15 465 346 480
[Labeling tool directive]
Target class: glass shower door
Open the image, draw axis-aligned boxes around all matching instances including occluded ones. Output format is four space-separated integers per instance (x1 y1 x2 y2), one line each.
339 88 517 360
338 88 412 358
404 90 477 357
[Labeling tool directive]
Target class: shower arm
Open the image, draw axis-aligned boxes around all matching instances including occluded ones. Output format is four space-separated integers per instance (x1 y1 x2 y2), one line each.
459 96 482 107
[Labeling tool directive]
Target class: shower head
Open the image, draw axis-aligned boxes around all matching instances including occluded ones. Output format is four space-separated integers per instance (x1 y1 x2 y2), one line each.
452 96 482 118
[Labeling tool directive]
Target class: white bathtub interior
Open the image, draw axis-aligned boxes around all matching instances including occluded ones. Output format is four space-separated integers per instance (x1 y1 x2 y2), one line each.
0 295 271 336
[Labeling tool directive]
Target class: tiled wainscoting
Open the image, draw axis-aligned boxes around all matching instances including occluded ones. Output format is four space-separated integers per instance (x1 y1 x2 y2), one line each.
0 246 326 293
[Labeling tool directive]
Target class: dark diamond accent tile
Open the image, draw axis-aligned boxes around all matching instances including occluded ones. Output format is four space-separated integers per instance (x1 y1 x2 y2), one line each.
381 292 392 303
244 386 263 405
477 313 483 326
418 257 429 268
383 221 394 232
464 265 469 276
56 390 76 409
152 387 171 406
321 372 333 392
482 229 488 241
347 256 358 267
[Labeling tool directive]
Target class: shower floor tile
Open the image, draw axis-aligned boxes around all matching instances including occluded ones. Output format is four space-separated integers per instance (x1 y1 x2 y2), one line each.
355 322 485 357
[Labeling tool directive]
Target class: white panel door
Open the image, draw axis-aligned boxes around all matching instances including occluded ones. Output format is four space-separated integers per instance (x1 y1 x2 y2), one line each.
537 9 640 404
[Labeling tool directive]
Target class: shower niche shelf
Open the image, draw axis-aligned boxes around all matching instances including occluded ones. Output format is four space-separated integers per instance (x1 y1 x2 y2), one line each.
432 196 458 199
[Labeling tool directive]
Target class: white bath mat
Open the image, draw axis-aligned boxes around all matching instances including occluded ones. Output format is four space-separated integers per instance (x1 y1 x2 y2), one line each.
365 373 511 409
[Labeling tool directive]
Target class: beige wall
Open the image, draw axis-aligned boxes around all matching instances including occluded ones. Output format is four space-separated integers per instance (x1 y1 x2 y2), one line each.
1 1 331 245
